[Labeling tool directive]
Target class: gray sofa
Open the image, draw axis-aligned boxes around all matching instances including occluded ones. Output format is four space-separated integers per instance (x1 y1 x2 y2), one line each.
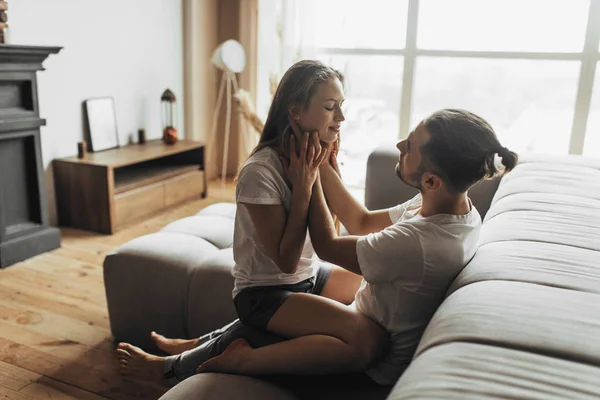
104 147 600 399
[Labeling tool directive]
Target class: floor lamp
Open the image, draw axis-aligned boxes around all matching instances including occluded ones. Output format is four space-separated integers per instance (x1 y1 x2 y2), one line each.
208 39 247 188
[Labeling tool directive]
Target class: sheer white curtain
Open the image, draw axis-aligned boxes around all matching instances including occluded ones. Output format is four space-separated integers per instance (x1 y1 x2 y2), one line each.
256 0 318 120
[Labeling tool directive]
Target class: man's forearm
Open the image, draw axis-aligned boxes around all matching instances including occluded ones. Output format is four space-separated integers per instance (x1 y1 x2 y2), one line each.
278 190 310 274
320 164 369 235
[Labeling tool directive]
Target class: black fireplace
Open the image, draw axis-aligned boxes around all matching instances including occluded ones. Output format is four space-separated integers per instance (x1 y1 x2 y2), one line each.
0 45 62 268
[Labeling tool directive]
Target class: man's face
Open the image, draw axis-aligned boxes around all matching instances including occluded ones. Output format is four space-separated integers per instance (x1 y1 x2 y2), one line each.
395 122 431 190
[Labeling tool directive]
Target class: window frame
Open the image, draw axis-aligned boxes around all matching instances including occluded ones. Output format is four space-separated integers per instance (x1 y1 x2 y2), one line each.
312 0 600 155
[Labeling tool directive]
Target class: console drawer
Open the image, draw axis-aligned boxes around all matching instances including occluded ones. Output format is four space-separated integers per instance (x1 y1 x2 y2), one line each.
164 169 204 207
114 183 165 231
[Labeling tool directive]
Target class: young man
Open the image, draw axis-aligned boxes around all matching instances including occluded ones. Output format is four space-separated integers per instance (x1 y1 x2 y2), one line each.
117 109 517 387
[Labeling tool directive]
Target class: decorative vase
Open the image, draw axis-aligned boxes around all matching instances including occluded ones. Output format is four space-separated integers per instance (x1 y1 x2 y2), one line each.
163 126 178 145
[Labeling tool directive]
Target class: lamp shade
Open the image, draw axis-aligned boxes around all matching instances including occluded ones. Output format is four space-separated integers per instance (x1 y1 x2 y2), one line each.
211 39 246 73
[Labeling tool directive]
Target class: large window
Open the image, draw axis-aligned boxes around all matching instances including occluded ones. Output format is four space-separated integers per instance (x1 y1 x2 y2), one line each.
412 58 580 155
417 0 589 52
257 0 600 189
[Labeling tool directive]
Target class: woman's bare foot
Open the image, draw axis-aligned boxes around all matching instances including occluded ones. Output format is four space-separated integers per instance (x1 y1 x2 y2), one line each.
196 338 253 375
116 342 166 384
151 331 199 355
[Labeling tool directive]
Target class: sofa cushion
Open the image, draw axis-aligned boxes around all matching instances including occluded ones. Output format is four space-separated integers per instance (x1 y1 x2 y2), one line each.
162 215 234 249
449 241 600 296
161 202 236 249
197 202 237 219
480 205 600 251
417 281 600 366
450 154 600 296
490 154 600 212
482 155 600 247
389 342 600 399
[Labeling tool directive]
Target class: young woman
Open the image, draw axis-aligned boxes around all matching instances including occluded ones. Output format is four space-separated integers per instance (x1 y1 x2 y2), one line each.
225 59 388 374
116 60 388 383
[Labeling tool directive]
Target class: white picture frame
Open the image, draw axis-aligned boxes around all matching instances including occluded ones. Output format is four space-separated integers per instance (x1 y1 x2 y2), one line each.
84 97 119 152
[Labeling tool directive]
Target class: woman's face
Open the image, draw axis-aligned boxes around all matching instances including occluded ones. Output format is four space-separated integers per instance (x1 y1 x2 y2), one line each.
295 78 345 143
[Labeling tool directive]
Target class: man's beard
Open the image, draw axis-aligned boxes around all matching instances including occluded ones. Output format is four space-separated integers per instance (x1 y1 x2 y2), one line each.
396 162 422 190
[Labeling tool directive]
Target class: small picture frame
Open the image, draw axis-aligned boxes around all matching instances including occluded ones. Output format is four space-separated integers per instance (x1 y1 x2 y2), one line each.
84 97 119 152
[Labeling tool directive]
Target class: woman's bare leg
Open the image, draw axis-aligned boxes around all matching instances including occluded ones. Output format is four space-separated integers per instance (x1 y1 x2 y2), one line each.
198 334 368 376
141 267 377 378
228 292 389 375
158 265 362 355
198 296 388 376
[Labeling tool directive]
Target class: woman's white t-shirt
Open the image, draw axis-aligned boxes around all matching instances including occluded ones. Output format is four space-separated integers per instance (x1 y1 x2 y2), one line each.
231 147 319 298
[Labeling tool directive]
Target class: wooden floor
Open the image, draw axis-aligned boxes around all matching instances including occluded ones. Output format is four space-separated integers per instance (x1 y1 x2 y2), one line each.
0 179 235 400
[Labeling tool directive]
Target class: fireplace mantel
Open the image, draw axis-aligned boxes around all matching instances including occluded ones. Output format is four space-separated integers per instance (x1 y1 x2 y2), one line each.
0 44 61 71
0 44 62 268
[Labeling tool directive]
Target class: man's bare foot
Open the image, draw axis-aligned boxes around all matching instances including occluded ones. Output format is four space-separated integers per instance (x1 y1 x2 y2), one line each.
196 338 253 375
151 331 199 355
116 342 167 384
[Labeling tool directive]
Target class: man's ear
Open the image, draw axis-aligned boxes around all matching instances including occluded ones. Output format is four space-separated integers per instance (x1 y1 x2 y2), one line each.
422 172 443 191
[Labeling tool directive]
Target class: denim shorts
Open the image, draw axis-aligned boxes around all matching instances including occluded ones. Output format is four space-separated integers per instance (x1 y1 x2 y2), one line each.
233 265 332 331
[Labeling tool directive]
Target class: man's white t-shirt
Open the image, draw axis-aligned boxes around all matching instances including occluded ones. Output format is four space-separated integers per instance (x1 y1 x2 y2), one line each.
354 194 482 385
231 147 319 298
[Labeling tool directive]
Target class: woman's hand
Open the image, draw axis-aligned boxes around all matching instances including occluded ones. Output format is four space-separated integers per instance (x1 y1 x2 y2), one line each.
283 129 328 194
284 117 329 193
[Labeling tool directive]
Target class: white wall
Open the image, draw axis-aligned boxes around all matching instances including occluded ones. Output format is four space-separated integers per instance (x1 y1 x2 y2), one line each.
9 0 184 225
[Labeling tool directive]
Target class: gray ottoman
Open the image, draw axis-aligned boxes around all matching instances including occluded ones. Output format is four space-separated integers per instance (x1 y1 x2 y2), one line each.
103 202 239 352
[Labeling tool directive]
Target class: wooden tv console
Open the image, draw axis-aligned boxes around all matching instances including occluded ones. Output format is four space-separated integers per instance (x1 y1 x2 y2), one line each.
53 139 207 234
